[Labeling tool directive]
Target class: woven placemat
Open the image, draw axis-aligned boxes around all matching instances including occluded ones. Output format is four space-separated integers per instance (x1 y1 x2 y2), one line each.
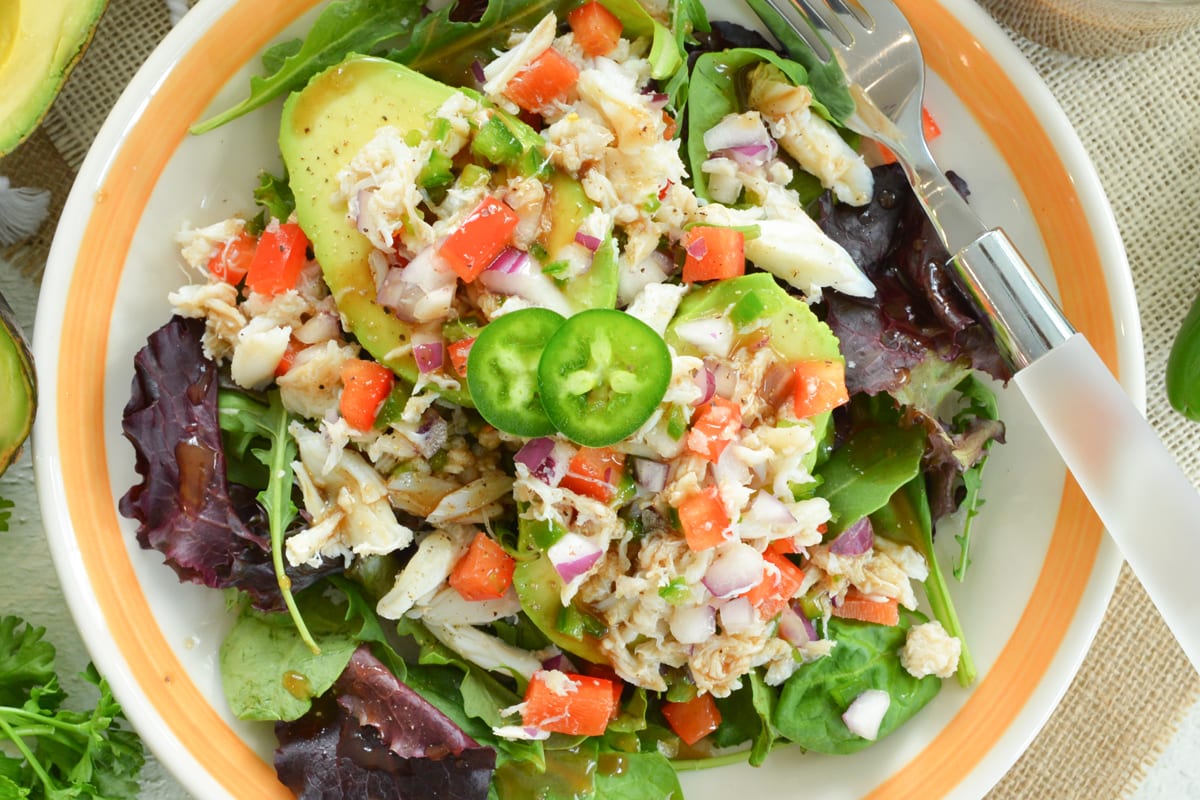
2 1 1198 798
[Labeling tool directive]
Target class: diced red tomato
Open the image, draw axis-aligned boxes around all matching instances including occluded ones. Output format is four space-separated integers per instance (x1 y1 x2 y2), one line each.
274 338 305 378
503 47 580 112
686 397 742 462
682 226 745 284
567 1 623 57
449 531 517 601
832 588 900 626
245 222 309 296
743 548 806 619
447 337 475 377
522 670 618 736
662 693 722 746
339 359 395 431
677 485 732 551
878 107 940 164
438 196 520 283
560 447 626 503
792 359 849 419
207 230 257 285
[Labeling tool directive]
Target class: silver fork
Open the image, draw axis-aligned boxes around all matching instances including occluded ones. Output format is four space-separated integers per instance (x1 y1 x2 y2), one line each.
750 0 1200 670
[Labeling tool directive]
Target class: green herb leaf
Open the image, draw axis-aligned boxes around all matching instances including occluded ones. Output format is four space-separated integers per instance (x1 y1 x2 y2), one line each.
191 0 426 133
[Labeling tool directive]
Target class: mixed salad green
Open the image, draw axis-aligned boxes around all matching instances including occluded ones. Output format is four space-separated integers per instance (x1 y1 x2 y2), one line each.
119 0 1008 797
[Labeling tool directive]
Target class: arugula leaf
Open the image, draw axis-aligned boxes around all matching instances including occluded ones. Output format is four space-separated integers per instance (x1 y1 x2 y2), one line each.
0 617 145 798
191 0 426 133
217 389 317 653
950 375 1000 581
395 0 561 85
252 170 297 233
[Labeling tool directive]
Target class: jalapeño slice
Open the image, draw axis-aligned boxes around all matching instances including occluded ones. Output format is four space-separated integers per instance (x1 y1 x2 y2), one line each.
467 307 565 437
538 308 671 447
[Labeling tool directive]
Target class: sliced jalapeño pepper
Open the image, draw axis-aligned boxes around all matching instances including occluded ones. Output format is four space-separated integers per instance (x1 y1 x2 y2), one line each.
467 307 565 437
537 308 671 447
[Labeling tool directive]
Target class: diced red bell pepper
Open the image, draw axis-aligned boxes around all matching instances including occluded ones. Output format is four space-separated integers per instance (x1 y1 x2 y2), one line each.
568 1 623 57
662 692 722 746
207 230 257 285
522 670 618 736
792 359 849 419
339 359 395 431
677 485 732 551
438 196 520 283
449 531 517 601
503 47 580 112
686 397 742 462
682 226 745 284
245 222 309 295
560 447 626 503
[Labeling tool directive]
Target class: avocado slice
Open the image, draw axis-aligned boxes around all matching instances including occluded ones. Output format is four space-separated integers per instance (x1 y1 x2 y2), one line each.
0 291 36 473
541 172 619 312
0 0 108 156
280 56 460 396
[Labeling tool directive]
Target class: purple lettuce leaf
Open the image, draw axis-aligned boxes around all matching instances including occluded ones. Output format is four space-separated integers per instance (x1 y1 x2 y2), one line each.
817 163 1012 396
118 316 330 611
274 645 496 800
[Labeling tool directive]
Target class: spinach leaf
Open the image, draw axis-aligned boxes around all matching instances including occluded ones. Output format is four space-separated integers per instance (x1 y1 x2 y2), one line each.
219 591 359 721
814 415 926 536
192 0 426 133
593 750 683 799
395 0 562 86
773 613 940 753
872 477 977 685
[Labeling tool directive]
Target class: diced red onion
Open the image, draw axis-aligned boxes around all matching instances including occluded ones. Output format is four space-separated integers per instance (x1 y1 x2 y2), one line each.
547 532 603 584
778 605 813 646
829 518 874 556
685 235 708 260
670 604 716 644
478 268 574 317
377 248 457 323
515 437 562 484
692 365 716 407
413 340 444 373
471 59 486 85
574 231 602 252
673 317 734 358
411 410 448 458
791 602 820 641
743 491 796 529
719 597 757 634
487 246 529 275
760 362 794 408
713 442 751 489
632 458 669 493
703 114 771 154
842 689 891 741
640 89 670 109
710 359 739 399
703 542 764 599
542 652 578 673
618 250 675 306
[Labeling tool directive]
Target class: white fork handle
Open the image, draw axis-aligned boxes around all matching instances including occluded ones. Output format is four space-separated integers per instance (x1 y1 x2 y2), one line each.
1015 334 1200 671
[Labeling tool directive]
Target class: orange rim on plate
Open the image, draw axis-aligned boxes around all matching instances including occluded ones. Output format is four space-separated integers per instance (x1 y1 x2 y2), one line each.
54 1 1109 797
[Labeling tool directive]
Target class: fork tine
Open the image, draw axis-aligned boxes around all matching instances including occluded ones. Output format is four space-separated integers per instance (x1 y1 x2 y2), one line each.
795 0 854 46
753 0 835 62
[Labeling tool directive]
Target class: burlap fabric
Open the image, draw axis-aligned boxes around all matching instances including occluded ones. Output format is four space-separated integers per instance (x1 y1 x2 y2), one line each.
2 0 1199 797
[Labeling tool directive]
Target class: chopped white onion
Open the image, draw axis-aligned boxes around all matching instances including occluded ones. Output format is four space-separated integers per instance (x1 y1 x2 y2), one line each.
479 266 574 317
670 604 716 644
719 596 757 634
547 532 604 584
673 317 735 358
842 689 891 741
743 491 797 529
703 542 764 599
377 247 457 323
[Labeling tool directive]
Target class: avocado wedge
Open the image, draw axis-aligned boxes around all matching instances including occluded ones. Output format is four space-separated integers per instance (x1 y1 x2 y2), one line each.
280 56 456 392
0 291 36 472
0 0 108 156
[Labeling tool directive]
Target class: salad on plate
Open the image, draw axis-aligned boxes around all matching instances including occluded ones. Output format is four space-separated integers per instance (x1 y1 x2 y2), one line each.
118 0 1008 796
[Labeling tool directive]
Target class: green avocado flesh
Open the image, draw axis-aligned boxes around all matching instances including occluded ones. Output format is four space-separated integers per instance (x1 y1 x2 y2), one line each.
0 0 108 156
0 292 36 473
280 56 457 393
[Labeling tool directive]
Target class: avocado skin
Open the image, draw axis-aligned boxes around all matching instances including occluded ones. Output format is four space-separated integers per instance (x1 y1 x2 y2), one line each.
0 290 36 473
279 56 460 398
0 0 108 156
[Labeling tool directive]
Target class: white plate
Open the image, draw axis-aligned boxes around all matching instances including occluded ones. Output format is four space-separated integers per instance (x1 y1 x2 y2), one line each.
32 0 1136 797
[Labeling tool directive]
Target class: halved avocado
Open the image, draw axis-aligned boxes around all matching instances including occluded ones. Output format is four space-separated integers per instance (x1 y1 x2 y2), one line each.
0 0 108 156
280 56 457 394
0 291 36 473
